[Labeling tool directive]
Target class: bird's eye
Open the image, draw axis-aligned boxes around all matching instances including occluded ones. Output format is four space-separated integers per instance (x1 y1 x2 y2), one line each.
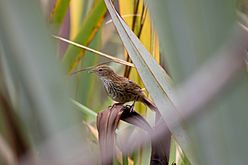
98 69 103 72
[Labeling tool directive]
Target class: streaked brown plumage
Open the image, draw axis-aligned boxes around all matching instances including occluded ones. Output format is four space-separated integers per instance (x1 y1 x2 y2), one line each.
90 65 157 111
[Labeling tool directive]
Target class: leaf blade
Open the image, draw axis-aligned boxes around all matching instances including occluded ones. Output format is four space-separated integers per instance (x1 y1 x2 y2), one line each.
103 0 195 163
63 0 107 72
50 0 70 24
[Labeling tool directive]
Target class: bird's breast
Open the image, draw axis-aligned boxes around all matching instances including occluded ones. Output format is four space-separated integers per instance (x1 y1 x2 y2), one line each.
102 79 135 103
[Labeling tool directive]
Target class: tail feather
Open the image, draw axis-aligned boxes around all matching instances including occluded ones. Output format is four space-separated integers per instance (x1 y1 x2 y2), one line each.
140 97 158 111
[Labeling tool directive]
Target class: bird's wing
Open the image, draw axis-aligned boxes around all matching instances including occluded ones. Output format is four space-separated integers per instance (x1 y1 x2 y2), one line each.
127 79 142 89
125 79 146 96
116 75 144 94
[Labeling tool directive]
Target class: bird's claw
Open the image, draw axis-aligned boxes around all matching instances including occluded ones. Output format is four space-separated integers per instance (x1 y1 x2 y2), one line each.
124 104 135 112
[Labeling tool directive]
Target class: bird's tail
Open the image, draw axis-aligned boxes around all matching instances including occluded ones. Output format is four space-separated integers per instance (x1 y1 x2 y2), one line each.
140 97 158 111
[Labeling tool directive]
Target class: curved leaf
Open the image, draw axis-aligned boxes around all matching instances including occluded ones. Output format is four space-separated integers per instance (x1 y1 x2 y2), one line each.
103 0 195 163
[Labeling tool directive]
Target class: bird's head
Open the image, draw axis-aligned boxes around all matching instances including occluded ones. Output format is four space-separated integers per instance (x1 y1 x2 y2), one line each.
89 65 115 78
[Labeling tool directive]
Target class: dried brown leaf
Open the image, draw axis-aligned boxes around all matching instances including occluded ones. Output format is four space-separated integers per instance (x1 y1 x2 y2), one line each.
97 104 153 164
97 104 123 165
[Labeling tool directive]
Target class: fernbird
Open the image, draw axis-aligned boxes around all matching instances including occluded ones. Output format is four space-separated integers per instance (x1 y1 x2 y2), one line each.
90 65 157 111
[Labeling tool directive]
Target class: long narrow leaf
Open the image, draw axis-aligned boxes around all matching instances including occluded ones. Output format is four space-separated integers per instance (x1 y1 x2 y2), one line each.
63 0 107 72
55 36 134 67
71 99 97 118
0 0 90 163
50 0 70 24
103 0 195 163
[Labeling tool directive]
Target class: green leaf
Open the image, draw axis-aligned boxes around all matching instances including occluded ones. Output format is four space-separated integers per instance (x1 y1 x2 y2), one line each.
71 99 97 118
122 154 128 165
103 0 195 164
63 0 107 73
0 0 88 162
50 0 70 24
145 1 248 165
74 34 101 109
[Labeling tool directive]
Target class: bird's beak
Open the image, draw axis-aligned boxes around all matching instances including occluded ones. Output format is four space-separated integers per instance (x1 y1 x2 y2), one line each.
88 68 96 73
70 66 95 75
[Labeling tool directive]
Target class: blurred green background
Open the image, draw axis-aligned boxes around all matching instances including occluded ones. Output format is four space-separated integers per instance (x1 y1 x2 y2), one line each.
0 0 248 164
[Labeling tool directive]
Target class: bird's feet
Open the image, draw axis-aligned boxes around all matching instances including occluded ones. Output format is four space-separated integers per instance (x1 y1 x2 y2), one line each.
124 104 135 112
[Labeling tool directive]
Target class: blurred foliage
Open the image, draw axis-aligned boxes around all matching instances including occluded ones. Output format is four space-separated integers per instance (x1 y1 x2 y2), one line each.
52 0 163 164
0 0 89 164
50 0 70 23
62 0 106 73
146 0 248 165
0 0 248 164
237 0 248 15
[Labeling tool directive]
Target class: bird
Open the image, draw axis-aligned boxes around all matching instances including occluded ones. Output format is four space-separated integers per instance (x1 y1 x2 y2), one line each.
89 65 158 111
